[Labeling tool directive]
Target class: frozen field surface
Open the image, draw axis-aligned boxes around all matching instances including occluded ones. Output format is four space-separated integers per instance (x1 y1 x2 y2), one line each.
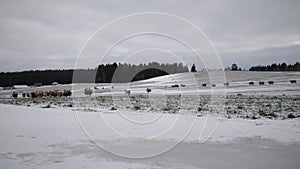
0 71 300 168
0 104 300 169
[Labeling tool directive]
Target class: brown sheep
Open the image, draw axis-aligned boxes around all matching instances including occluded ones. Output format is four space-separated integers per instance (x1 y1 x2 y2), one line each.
12 91 18 98
259 81 265 85
36 91 44 98
249 82 254 86
49 90 58 97
31 92 37 98
53 90 61 97
146 88 151 93
63 90 72 97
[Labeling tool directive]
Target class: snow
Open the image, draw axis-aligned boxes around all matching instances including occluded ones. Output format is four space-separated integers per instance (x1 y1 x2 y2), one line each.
0 71 300 168
0 104 300 168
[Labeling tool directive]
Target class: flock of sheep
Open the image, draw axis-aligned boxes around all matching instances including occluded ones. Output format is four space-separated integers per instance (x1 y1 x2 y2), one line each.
248 80 296 86
81 79 297 97
202 80 296 87
11 79 297 98
12 90 72 98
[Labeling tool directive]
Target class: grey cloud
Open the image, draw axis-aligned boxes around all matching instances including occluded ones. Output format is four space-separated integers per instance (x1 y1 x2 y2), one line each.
0 0 299 71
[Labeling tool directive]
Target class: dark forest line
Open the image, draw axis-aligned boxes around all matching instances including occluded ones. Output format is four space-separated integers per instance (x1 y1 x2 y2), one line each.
0 62 189 87
1 62 299 87
249 62 300 71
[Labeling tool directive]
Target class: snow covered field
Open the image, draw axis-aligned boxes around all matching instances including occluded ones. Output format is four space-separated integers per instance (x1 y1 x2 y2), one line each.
0 71 300 168
0 104 300 169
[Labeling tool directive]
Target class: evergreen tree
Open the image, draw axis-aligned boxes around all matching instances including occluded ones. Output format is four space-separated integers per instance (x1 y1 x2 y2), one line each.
231 63 238 71
191 64 197 72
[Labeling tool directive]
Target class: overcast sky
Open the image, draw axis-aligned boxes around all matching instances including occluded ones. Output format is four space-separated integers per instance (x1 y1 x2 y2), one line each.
0 0 299 72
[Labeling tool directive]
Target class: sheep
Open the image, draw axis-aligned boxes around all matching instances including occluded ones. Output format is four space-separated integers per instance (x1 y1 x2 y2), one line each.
171 84 179 88
36 91 44 98
84 88 93 96
290 80 297 84
268 81 274 84
12 91 18 98
49 90 58 97
31 92 37 98
249 82 254 86
259 81 265 85
63 90 72 97
202 83 207 87
58 91 63 97
43 91 50 97
146 88 151 93
124 89 131 96
26 90 71 98
224 82 229 87
22 93 26 98
211 84 216 87
29 91 42 98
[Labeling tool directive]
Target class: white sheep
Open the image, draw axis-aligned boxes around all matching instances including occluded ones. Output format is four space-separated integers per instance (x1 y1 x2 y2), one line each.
84 88 93 96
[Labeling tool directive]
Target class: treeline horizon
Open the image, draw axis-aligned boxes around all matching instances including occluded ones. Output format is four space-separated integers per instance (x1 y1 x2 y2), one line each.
1 61 299 87
0 62 188 87
249 62 300 71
